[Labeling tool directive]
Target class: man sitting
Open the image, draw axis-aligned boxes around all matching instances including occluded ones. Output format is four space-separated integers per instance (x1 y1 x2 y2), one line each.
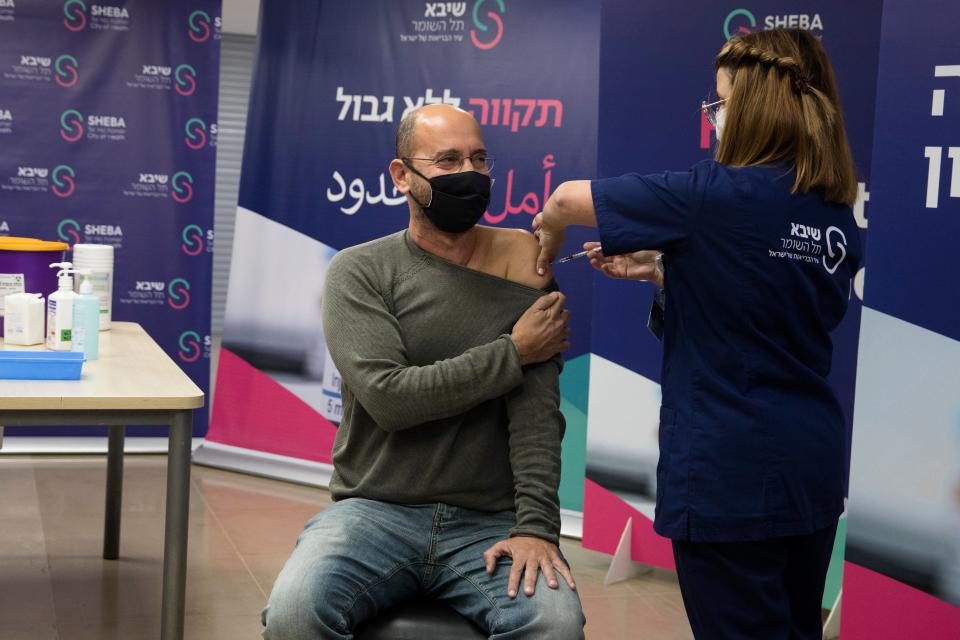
261 104 584 639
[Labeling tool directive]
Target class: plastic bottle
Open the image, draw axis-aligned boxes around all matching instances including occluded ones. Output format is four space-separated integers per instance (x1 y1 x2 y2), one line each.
71 244 114 331
72 274 100 360
47 262 77 351
3 293 45 346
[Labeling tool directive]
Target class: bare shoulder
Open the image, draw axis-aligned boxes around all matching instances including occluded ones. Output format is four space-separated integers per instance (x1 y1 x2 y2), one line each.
498 228 553 289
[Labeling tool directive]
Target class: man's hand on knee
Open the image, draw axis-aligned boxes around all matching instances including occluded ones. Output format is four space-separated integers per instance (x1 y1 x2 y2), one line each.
483 536 576 599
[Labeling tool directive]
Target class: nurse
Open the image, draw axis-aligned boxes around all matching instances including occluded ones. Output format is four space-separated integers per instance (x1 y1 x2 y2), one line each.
533 28 861 639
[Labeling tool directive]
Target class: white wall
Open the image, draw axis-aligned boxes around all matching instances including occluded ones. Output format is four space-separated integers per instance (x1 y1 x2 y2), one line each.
222 0 260 35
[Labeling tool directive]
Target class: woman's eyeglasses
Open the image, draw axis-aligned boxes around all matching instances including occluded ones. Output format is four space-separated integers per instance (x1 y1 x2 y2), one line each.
700 97 726 127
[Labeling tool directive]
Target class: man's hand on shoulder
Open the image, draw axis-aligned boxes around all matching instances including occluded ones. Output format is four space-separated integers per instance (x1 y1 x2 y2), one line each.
483 536 576 598
511 291 571 365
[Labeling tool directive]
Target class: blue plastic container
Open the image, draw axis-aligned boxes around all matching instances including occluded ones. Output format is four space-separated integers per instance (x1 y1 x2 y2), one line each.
0 350 84 380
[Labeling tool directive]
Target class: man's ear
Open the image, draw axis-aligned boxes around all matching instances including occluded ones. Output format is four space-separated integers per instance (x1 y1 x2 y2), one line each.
389 159 411 194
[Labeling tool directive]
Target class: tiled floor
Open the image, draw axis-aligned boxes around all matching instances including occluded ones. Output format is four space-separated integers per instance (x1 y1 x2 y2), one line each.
0 454 694 639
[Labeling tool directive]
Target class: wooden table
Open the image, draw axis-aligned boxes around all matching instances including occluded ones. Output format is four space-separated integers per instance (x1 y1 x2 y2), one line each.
0 322 204 640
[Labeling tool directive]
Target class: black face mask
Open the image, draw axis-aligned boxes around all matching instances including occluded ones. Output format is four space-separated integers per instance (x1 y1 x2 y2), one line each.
404 162 491 234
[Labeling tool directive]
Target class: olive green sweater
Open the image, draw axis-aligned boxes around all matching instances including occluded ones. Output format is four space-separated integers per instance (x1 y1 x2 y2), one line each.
322 230 565 543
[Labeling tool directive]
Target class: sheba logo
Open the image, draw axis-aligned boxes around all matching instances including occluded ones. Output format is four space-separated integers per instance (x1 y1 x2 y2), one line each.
90 5 127 18
139 173 168 184
764 14 823 30
790 223 821 241
184 117 207 149
57 219 81 244
135 281 165 292
51 165 76 197
85 224 122 236
174 64 197 96
178 331 203 362
88 115 125 127
1 110 12 120
426 2 466 17
470 0 505 50
171 171 193 203
723 9 823 40
18 167 49 178
822 226 847 274
55 54 79 88
187 10 221 42
181 224 205 255
60 109 84 141
0 0 16 8
167 278 191 310
141 65 171 76
20 56 52 67
63 0 86 31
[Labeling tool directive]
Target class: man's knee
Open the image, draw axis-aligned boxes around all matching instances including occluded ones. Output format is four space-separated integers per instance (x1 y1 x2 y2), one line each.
532 599 585 640
498 584 585 640
262 559 351 639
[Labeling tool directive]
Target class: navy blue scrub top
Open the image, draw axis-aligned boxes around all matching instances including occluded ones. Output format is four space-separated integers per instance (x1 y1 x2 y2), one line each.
593 160 861 543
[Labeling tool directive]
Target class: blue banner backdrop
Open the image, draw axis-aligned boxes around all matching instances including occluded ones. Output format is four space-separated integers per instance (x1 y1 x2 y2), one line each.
237 0 599 354
208 0 599 513
842 0 960 633
0 0 220 437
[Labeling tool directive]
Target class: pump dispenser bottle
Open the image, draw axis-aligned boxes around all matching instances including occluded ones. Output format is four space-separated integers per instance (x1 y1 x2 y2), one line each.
47 262 78 351
72 273 100 360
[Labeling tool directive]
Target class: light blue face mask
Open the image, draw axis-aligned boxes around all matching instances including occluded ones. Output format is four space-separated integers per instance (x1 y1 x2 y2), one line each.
714 107 727 142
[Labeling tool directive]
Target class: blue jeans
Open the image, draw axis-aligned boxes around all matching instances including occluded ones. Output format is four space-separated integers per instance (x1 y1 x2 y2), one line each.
262 498 585 639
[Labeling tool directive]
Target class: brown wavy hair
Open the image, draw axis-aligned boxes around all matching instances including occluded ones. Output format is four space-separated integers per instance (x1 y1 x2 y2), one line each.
715 29 858 205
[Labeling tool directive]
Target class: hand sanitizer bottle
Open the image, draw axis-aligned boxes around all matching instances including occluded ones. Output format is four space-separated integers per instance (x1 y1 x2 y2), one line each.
72 273 100 360
47 262 78 351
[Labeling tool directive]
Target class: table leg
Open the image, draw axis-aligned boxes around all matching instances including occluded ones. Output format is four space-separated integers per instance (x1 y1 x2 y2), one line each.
161 410 192 640
103 424 125 560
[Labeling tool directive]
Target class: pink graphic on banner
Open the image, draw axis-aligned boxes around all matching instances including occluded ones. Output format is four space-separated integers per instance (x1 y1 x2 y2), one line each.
483 154 555 224
63 0 87 32
57 218 81 246
188 10 212 43
841 562 960 637
181 224 205 255
184 118 207 150
54 55 79 88
51 165 75 198
465 97 563 131
209 348 338 463
174 64 197 96
470 1 506 50
171 171 194 203
178 331 202 363
166 278 191 310
582 479 675 571
471 12 503 49
700 110 715 149
59 109 84 142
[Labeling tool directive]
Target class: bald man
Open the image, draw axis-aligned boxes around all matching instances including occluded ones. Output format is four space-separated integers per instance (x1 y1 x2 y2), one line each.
262 105 585 639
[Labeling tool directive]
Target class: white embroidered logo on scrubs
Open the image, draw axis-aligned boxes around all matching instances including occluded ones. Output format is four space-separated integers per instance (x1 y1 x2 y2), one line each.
770 221 847 274
821 226 847 274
